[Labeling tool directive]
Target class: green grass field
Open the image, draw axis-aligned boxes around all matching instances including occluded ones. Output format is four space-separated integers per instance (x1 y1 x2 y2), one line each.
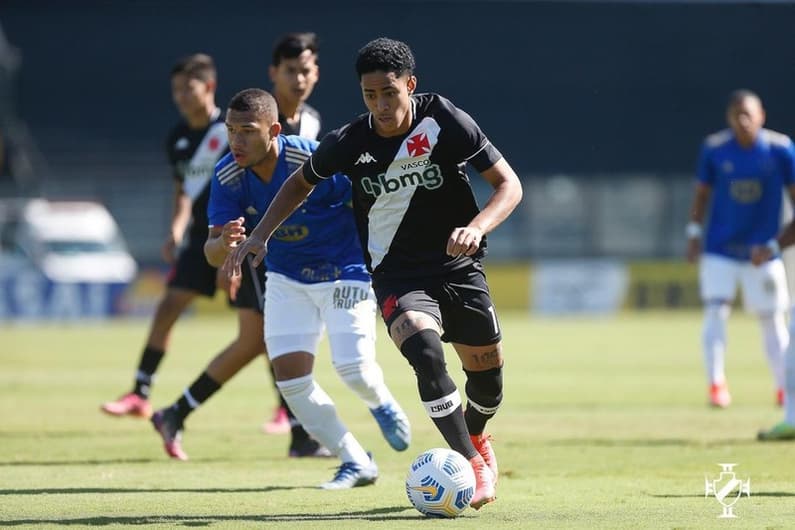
2 311 794 528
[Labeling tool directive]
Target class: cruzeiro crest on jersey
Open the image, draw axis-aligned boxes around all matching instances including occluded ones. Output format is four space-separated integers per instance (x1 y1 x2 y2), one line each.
179 121 229 200
366 117 442 269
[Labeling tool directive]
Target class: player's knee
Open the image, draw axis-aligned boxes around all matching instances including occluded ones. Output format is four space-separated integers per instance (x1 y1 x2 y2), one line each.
400 329 456 399
464 365 503 411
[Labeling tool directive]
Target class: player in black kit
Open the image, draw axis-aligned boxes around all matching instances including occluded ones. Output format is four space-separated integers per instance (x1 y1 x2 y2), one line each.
230 38 523 509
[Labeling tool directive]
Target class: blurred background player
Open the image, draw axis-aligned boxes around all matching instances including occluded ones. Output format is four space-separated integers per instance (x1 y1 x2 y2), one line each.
230 38 523 508
101 54 230 418
686 89 795 408
195 88 409 487
261 31 323 434
752 228 795 440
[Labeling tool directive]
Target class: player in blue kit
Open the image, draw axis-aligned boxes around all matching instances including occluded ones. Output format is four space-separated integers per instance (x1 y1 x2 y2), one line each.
686 90 795 408
152 89 410 486
229 38 523 509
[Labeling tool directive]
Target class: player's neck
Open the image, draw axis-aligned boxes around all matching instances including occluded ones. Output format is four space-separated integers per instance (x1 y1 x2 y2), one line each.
185 103 218 130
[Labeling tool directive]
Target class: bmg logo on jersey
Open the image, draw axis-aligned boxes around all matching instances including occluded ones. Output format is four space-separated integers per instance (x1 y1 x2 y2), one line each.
360 163 443 198
333 285 369 309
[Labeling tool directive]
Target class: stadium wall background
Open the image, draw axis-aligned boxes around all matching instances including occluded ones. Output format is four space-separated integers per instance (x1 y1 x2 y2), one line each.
2 0 795 312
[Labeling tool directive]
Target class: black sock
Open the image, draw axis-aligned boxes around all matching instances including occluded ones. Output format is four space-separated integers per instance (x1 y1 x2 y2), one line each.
463 366 503 435
173 371 221 423
133 346 164 398
400 330 477 459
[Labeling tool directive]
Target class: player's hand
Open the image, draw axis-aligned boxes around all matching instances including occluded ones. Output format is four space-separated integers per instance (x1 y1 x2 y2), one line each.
215 267 241 301
221 217 247 251
446 226 483 257
226 235 268 279
685 238 702 264
161 235 178 265
750 244 772 266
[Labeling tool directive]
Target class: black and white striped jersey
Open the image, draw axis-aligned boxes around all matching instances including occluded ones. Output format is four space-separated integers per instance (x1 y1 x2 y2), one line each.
165 108 229 244
304 93 502 278
279 102 322 141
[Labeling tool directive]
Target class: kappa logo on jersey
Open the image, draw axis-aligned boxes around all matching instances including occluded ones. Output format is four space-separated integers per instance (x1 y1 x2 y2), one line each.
407 133 431 157
355 152 378 165
360 163 443 198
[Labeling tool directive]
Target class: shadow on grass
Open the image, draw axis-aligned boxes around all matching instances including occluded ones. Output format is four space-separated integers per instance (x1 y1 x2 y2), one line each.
648 491 795 498
0 486 305 495
0 506 423 526
544 438 760 447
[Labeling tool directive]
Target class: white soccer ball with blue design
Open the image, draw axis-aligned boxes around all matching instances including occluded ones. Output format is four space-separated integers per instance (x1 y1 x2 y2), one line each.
405 447 476 517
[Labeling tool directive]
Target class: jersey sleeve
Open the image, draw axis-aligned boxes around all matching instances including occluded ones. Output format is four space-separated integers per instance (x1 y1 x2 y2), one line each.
302 129 343 185
207 167 242 227
696 143 715 185
438 98 503 172
779 137 795 186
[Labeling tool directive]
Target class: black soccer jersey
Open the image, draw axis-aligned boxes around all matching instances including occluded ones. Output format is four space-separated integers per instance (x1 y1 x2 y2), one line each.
165 108 229 244
279 103 322 141
304 93 502 278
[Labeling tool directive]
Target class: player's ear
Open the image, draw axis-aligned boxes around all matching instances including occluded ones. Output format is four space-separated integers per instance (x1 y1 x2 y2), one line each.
270 121 282 138
268 65 277 84
407 75 417 95
205 79 217 93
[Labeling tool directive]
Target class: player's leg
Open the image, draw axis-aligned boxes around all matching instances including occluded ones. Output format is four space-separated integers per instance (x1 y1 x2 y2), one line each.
266 273 372 486
150 307 265 460
321 280 410 451
758 327 795 440
101 247 216 417
742 258 790 403
699 254 738 407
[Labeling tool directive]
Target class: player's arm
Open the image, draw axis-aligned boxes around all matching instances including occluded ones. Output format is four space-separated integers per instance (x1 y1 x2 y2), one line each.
228 167 316 273
685 182 711 263
447 158 523 257
162 181 192 264
204 218 246 268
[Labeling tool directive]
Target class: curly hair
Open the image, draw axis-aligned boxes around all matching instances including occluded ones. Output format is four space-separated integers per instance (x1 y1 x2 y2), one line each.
355 37 415 78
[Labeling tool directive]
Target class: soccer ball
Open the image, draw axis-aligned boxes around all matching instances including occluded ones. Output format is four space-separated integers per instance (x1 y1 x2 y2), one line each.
405 448 476 518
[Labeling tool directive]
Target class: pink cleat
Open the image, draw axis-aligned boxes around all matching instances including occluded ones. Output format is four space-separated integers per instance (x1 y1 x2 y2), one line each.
709 382 731 408
469 454 496 510
101 393 152 418
470 433 498 484
261 406 290 435
151 408 188 461
776 388 784 407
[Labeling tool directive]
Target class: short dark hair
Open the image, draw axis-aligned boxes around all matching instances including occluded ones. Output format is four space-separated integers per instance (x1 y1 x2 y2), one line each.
272 32 319 66
227 88 278 120
171 53 216 82
728 89 761 109
355 37 415 78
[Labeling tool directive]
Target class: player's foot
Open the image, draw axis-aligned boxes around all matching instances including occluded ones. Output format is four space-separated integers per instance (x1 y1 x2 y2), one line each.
469 454 496 510
261 406 290 435
757 421 795 441
709 382 731 408
151 407 188 461
319 453 378 490
100 392 152 418
776 388 784 407
470 433 498 483
369 402 411 452
288 437 334 458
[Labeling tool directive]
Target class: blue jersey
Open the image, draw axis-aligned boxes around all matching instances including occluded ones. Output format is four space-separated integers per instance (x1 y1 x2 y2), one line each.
697 128 795 260
208 135 369 284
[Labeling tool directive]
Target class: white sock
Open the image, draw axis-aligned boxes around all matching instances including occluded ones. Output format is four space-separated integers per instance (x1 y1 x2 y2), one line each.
276 375 369 465
703 303 730 385
785 343 795 425
760 312 789 390
335 360 395 410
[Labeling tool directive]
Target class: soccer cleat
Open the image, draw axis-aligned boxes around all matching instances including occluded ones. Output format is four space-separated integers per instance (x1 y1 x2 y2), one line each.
757 421 795 441
469 454 496 510
776 388 784 407
101 392 152 418
470 433 498 483
319 453 378 490
288 437 334 458
369 402 411 452
709 382 731 408
151 408 188 461
262 405 290 435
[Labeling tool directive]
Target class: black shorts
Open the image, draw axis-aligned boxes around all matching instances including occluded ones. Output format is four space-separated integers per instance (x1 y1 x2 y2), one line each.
229 255 266 313
373 262 502 346
167 240 217 297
